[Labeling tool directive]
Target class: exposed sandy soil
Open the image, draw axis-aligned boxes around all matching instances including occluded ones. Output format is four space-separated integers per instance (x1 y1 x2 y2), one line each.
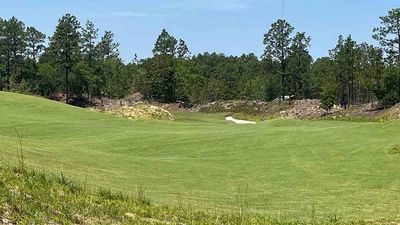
94 104 176 121
79 93 399 121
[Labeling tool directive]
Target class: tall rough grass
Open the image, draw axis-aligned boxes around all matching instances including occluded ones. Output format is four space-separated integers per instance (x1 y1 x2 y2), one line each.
0 162 396 225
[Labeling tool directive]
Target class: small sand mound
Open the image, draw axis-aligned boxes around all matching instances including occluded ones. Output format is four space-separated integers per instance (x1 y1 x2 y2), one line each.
103 104 176 121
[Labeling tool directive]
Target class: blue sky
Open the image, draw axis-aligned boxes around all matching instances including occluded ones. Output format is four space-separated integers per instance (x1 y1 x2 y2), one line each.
0 0 398 63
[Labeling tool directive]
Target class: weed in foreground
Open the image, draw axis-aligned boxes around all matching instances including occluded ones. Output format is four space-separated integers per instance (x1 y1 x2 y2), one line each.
389 145 400 155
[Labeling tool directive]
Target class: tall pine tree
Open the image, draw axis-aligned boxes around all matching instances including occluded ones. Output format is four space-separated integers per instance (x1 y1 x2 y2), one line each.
263 19 294 100
48 14 81 103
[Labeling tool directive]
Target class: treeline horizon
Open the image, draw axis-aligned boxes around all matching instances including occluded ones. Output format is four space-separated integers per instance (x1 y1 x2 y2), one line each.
0 8 399 108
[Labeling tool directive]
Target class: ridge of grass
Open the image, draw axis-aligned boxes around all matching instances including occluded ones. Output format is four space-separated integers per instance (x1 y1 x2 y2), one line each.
0 162 395 225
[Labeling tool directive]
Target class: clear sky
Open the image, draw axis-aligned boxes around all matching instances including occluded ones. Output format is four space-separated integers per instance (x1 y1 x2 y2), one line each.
1 0 398 63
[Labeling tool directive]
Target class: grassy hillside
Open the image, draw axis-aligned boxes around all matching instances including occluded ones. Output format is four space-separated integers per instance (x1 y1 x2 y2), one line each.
1 91 400 220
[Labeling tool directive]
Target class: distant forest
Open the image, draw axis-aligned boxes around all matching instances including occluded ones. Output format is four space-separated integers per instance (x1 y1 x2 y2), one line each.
0 8 399 109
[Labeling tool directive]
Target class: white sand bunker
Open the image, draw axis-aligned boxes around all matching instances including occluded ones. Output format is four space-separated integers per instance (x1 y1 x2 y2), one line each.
225 116 256 124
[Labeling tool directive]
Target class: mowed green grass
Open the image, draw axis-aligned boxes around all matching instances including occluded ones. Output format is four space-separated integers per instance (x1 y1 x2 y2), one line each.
1 91 400 219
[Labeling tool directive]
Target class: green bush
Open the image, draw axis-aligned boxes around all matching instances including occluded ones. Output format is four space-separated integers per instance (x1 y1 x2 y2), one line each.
320 85 336 110
375 67 400 108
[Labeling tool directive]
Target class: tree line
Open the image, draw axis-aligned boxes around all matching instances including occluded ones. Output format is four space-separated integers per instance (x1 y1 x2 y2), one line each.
0 9 399 108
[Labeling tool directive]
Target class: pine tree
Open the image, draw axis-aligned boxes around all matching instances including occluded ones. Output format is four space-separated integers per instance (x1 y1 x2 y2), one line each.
176 39 190 59
96 31 119 60
0 18 5 90
330 35 359 107
26 26 46 81
80 20 98 98
81 20 98 64
152 29 177 56
0 17 26 90
373 8 400 66
263 19 294 100
287 32 312 99
48 13 81 103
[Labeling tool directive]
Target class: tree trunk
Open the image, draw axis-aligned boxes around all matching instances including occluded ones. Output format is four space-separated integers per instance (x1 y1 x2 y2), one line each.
65 66 69 104
281 61 285 100
351 72 355 105
31 43 37 80
397 18 400 66
6 57 10 91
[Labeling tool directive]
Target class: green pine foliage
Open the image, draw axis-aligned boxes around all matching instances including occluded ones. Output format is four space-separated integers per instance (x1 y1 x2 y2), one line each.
0 9 399 106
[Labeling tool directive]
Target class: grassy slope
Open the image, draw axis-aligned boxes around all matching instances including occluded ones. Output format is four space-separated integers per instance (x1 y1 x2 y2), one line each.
0 91 400 220
2 164 386 225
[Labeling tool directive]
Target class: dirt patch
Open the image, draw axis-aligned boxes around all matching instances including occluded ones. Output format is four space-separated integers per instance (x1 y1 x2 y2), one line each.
198 100 339 120
198 100 293 117
380 103 400 121
279 100 397 121
98 104 176 121
326 103 384 120
75 91 400 121
279 100 329 119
